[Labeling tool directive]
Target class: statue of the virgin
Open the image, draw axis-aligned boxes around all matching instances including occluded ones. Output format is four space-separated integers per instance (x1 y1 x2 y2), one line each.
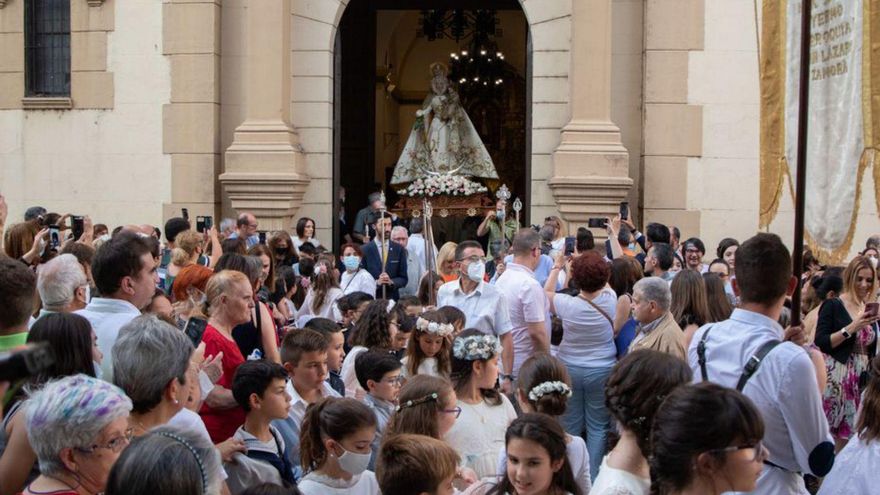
391 62 499 185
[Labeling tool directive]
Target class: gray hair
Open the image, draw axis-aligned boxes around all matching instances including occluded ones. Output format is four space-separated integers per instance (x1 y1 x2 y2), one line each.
539 225 555 243
868 235 880 250
512 228 541 256
633 277 672 311
410 217 424 234
25 374 132 477
112 314 194 414
105 425 222 495
37 254 88 311
391 226 408 237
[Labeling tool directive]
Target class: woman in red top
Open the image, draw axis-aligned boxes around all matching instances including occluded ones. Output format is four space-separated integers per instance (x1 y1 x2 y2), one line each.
199 270 255 442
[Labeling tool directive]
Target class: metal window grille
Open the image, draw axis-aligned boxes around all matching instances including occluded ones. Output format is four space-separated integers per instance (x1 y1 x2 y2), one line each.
25 0 71 96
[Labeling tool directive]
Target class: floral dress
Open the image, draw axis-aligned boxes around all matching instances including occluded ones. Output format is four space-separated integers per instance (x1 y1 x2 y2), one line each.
822 323 876 439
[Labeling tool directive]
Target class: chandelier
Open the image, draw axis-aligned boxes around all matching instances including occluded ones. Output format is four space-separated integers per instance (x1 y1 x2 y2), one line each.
419 10 505 95
449 41 505 93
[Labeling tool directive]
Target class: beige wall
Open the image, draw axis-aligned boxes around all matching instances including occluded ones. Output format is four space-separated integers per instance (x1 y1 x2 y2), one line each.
0 0 171 228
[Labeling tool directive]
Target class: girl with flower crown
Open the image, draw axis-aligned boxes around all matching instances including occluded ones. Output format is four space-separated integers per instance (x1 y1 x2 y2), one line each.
402 310 453 378
445 329 518 479
493 352 591 494
296 257 343 322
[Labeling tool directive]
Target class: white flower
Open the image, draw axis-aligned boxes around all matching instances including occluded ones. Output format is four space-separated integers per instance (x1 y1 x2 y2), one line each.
528 381 573 402
453 334 502 361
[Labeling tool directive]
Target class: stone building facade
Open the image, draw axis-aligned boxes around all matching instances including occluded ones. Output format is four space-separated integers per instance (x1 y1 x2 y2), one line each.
1 0 877 256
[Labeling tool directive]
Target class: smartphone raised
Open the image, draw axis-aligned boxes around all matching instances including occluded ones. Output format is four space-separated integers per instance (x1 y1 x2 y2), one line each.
183 317 208 347
564 236 576 256
587 218 606 229
181 208 189 221
866 302 879 318
619 201 630 221
48 225 61 250
71 216 84 240
204 215 213 231
258 231 267 245
196 216 207 233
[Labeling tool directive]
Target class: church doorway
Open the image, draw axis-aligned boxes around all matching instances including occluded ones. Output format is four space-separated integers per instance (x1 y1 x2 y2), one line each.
333 0 530 248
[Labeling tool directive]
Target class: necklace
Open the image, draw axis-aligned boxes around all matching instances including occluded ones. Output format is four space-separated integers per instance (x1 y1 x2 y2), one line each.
461 399 488 424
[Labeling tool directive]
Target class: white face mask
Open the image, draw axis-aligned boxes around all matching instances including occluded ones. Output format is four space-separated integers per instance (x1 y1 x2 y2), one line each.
466 260 485 283
335 445 371 476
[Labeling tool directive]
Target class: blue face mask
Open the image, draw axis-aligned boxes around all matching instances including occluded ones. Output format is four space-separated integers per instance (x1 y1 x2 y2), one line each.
628 243 636 251
343 255 361 271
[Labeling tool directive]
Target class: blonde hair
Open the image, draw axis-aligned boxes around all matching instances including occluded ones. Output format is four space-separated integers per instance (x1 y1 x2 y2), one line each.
435 242 458 278
843 255 877 303
171 230 202 267
203 270 250 317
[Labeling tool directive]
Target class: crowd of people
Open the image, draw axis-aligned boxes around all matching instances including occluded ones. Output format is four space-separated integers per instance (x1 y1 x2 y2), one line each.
1 191 879 495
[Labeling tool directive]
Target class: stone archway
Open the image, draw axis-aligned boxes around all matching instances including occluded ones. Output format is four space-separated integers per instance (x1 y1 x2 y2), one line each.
220 0 630 241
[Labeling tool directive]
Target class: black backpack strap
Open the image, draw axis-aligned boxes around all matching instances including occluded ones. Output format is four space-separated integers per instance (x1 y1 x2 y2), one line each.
736 340 782 391
696 325 714 382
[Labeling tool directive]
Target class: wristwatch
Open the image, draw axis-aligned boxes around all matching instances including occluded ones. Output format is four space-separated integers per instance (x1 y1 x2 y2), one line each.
841 327 852 339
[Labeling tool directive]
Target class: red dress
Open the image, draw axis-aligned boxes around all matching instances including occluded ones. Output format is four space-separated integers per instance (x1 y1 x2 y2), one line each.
199 323 246 442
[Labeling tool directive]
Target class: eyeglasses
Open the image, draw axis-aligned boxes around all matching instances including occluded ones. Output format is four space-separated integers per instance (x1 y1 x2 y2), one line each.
381 375 405 385
707 440 766 462
442 406 462 418
76 428 134 454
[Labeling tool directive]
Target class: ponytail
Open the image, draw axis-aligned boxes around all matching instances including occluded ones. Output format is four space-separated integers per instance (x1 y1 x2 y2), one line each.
299 397 377 473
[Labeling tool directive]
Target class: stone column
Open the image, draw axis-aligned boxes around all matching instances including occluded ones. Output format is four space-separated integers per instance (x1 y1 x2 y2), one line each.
220 0 309 231
548 0 632 231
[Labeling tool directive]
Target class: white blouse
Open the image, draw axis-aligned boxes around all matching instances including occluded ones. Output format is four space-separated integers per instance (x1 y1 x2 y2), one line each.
297 470 380 495
296 287 343 321
400 356 442 378
445 395 518 479
340 269 377 295
293 237 321 250
590 455 650 495
817 435 880 495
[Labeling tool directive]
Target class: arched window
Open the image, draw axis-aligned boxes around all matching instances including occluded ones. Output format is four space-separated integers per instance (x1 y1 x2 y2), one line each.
25 0 70 96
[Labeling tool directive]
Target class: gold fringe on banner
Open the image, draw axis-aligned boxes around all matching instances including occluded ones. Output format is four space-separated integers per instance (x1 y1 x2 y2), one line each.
759 0 787 229
868 0 880 220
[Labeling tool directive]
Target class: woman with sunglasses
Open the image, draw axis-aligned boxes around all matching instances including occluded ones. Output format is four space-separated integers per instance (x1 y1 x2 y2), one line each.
20 375 133 495
650 383 767 495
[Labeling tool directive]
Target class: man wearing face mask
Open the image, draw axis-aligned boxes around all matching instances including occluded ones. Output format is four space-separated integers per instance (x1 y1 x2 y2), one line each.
477 198 518 249
438 240 514 389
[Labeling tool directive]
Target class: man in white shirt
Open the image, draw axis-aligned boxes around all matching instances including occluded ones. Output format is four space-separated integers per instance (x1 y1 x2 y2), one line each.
688 233 834 494
437 240 514 389
33 253 89 325
76 231 158 380
407 217 430 273
391 226 423 298
495 229 550 382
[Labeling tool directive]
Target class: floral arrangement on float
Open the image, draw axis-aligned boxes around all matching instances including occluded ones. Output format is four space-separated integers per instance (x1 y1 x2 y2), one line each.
397 173 488 198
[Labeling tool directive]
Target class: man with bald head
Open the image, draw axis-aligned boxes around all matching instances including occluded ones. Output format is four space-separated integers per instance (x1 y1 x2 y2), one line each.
229 212 259 248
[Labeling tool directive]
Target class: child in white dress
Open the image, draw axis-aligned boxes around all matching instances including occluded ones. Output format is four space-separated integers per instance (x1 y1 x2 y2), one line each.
497 352 591 494
445 330 517 479
297 397 380 495
401 310 453 379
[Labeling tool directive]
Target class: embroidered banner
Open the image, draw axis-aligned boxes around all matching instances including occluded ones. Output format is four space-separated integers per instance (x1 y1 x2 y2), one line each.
760 0 880 263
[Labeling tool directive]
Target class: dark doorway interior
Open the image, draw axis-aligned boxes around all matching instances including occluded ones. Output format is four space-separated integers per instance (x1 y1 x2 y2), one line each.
334 0 529 248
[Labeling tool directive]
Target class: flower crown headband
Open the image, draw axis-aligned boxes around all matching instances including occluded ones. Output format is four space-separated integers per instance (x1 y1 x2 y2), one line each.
453 334 502 361
416 317 454 337
396 392 439 412
528 381 573 402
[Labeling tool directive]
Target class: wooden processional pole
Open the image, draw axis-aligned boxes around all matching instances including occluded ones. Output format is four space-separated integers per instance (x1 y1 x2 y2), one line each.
790 0 813 325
